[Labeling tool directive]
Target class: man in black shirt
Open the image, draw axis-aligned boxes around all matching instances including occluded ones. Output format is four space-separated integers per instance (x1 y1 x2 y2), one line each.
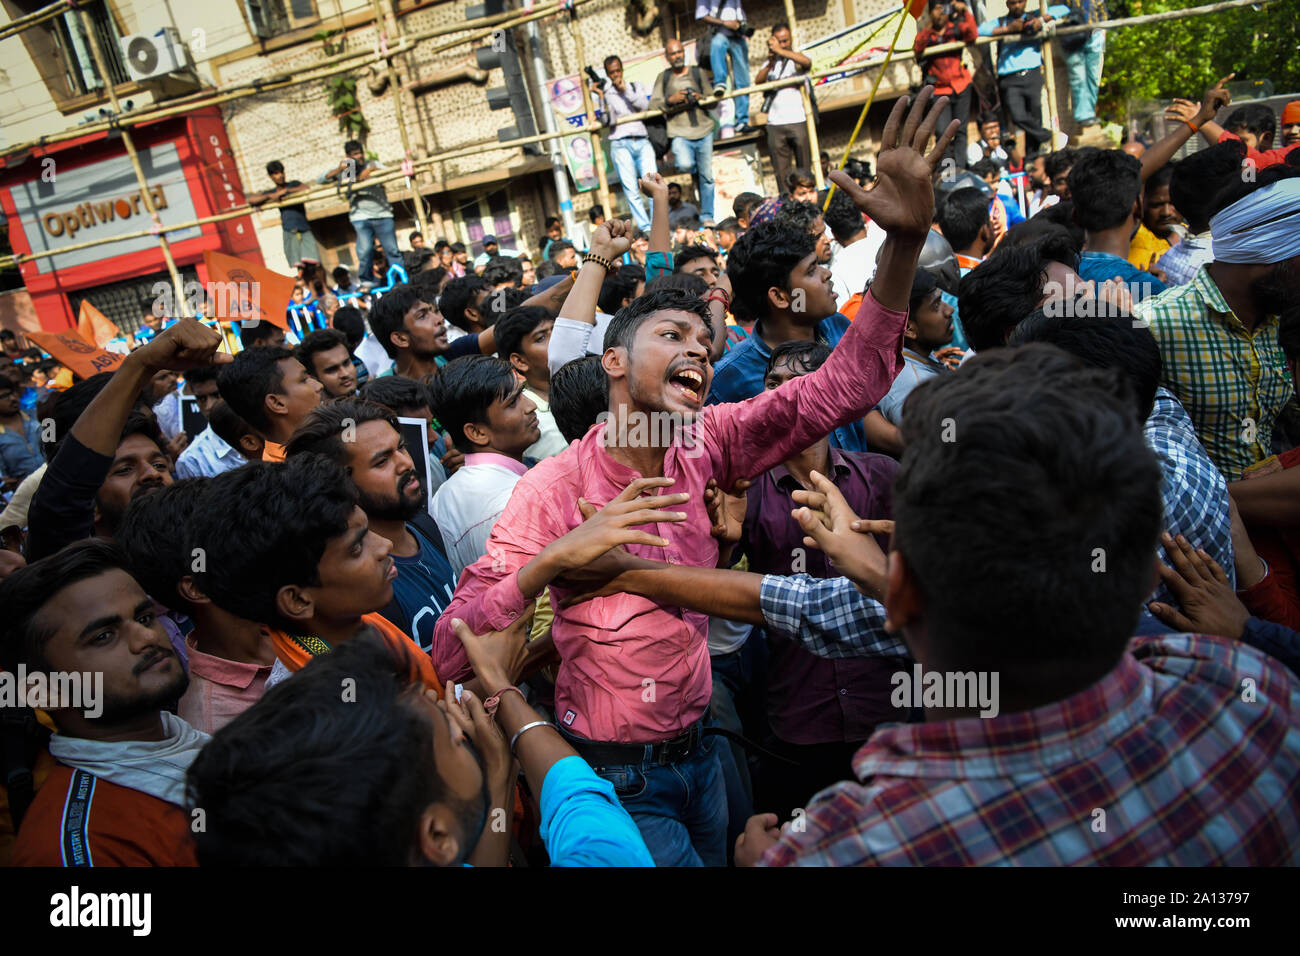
249 160 320 269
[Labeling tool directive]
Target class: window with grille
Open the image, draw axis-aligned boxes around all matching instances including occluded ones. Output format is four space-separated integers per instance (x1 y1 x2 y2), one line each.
55 0 130 96
244 0 319 39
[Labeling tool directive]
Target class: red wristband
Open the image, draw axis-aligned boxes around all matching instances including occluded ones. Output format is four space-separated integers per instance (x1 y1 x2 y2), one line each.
484 685 524 716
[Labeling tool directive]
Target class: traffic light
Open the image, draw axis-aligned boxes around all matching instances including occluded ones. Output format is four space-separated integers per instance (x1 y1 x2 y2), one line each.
469 1 541 156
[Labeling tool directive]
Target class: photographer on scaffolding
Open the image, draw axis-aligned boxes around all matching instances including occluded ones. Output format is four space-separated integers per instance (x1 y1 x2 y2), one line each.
914 0 979 171
697 0 755 135
978 0 1069 154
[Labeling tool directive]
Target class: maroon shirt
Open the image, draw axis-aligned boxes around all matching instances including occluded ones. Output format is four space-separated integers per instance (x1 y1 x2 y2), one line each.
742 448 906 746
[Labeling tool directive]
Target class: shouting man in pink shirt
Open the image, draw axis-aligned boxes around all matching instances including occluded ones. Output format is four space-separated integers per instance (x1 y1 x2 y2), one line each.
434 89 959 866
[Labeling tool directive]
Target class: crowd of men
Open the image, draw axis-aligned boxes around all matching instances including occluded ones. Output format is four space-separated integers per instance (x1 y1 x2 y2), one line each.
2 67 1300 869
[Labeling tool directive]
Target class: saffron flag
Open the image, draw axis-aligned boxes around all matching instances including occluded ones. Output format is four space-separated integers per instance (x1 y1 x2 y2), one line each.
26 330 125 380
76 300 121 348
907 0 927 17
202 250 294 330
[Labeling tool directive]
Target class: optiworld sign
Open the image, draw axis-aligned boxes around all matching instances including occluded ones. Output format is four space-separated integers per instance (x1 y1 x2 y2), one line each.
41 185 171 239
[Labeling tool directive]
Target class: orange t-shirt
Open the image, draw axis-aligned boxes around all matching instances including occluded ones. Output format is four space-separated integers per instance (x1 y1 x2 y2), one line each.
12 765 197 866
268 612 441 693
262 441 286 462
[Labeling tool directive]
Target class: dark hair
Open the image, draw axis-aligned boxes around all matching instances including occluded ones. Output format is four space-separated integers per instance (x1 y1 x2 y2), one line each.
358 375 430 416
425 355 518 454
481 257 524 289
42 372 114 458
1044 147 1076 180
238 320 283 349
643 272 709 297
893 344 1162 681
117 478 209 614
1170 140 1248 233
206 399 256 451
535 260 564 281
937 187 992 251
958 237 1072 352
494 306 551 363
823 188 865 244
673 245 718 272
217 346 294 432
266 160 284 175
0 539 134 674
1068 149 1141 232
843 158 874 186
1224 103 1277 139
603 287 712 353
439 275 489 331
408 268 445 307
716 217 740 234
588 205 605 224
480 286 529 326
726 221 818 322
785 168 817 192
550 355 608 444
187 631 448 866
297 329 351 378
450 242 466 254
774 199 823 234
1031 198 1085 250
1009 310 1162 421
1144 163 1175 196
970 158 999 181
908 267 940 316
603 55 622 70
545 216 561 229
183 365 222 388
765 339 831 379
1208 163 1300 223
186 456 358 630
1002 219 1082 262
598 265 644 315
733 192 763 221
286 398 397 465
547 240 576 261
403 248 436 274
369 284 426 359
332 306 365 349
977 111 999 127
343 139 363 153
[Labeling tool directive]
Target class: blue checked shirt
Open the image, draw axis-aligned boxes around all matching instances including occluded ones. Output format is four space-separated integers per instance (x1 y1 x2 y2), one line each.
1144 387 1234 606
760 573 910 660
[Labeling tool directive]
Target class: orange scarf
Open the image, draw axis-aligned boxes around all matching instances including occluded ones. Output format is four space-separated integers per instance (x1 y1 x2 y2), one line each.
267 612 441 694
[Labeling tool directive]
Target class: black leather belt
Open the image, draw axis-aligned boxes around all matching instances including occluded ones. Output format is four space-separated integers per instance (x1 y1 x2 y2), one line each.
565 722 704 768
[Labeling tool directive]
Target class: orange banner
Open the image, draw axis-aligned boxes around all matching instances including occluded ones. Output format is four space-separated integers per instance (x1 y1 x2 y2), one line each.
202 250 294 330
77 300 122 348
26 330 125 380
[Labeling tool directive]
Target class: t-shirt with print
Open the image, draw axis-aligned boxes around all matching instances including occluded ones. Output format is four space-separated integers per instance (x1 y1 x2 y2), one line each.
384 520 458 653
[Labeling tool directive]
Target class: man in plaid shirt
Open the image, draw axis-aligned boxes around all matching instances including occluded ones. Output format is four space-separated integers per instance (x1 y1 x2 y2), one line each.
737 345 1300 866
1136 168 1300 482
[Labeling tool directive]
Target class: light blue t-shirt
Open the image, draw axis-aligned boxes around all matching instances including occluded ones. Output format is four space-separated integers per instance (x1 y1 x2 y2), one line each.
978 6 1071 74
1077 251 1167 303
538 756 655 866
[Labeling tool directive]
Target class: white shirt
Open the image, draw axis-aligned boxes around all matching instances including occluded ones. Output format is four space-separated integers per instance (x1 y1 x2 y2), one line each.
696 0 745 27
829 233 882 308
430 452 527 580
175 425 247 480
547 311 614 378
153 389 182 440
766 56 805 126
355 332 395 378
523 387 570 460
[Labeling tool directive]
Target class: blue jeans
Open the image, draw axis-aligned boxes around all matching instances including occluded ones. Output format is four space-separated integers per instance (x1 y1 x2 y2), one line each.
352 216 400 284
1065 31 1105 123
710 32 750 125
610 136 657 232
670 133 716 224
568 725 729 867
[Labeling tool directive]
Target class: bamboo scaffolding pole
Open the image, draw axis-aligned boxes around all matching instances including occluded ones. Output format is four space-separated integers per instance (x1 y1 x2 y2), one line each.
782 0 826 191
1039 1 1064 148
0 0 1280 269
0 0 76 44
371 0 430 238
77 3 189 317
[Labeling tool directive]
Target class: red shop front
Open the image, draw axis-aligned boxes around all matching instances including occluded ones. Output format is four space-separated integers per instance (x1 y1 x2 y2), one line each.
0 106 262 335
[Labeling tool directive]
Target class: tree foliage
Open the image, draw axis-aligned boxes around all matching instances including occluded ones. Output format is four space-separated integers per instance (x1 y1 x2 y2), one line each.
1099 0 1300 116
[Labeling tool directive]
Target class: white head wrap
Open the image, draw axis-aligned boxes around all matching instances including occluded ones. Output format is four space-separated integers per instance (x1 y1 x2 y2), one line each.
1209 177 1300 264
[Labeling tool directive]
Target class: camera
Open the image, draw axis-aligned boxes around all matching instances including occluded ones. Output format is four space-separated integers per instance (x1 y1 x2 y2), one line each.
737 22 755 37
584 65 606 92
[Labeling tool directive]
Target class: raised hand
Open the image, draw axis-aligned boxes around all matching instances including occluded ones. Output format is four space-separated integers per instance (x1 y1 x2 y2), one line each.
450 605 536 692
639 172 669 201
1199 73 1233 122
134 317 231 373
827 87 959 239
589 219 634 260
704 477 751 547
